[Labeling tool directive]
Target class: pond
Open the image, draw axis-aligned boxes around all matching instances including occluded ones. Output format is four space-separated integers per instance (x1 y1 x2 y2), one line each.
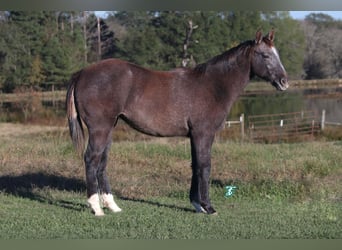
0 86 341 125
0 96 66 125
229 86 342 124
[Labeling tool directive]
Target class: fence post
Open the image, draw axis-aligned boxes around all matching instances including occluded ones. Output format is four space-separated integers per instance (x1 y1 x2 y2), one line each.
240 113 244 139
312 120 315 136
321 109 326 131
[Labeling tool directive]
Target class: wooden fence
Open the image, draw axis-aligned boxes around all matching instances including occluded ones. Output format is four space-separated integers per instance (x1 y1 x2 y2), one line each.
247 111 321 142
223 110 334 143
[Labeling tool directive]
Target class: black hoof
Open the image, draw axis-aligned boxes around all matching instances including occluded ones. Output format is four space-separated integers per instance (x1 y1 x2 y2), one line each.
191 201 217 215
205 206 217 215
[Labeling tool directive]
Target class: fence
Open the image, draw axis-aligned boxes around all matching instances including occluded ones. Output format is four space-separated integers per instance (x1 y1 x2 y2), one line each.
247 110 321 143
220 110 341 142
225 114 245 137
321 109 342 129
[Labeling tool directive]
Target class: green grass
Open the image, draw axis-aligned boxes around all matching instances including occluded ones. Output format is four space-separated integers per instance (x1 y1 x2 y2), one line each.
0 124 341 239
0 191 340 239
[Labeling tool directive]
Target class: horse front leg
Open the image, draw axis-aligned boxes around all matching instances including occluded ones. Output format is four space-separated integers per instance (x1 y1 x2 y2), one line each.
189 133 217 215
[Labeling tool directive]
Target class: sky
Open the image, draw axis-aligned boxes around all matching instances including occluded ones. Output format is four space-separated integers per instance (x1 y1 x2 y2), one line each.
96 11 342 20
289 11 342 20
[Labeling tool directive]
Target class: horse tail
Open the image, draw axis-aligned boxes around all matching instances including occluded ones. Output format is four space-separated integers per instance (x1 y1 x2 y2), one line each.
66 70 85 155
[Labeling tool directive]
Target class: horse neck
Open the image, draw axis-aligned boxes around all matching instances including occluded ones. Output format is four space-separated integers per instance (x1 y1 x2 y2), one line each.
205 45 253 102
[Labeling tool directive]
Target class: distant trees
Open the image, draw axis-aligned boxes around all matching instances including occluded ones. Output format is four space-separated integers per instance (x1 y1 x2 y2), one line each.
302 13 342 79
0 11 340 93
86 13 117 62
0 11 85 92
261 12 306 79
108 11 306 74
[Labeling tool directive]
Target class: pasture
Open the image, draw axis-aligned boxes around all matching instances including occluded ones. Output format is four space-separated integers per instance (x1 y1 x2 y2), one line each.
0 123 341 239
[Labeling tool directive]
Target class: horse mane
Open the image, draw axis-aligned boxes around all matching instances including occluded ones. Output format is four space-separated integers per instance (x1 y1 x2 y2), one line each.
193 40 255 74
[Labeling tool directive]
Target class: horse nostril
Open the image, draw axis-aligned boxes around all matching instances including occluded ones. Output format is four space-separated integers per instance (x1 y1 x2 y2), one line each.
279 78 289 90
280 78 288 87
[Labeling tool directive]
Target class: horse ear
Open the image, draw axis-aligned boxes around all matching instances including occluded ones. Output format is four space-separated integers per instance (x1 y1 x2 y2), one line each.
255 30 263 44
267 29 275 42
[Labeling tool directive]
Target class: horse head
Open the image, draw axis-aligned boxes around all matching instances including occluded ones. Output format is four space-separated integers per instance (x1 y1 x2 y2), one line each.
251 30 289 91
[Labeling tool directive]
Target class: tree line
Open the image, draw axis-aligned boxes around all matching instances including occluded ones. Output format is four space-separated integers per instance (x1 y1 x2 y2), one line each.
0 11 341 93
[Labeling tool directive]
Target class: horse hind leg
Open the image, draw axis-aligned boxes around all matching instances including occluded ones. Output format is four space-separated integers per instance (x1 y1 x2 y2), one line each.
97 141 122 213
85 141 105 216
84 125 119 216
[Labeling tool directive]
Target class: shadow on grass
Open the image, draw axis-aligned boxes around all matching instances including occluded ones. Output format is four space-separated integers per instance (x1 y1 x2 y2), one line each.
0 172 88 211
120 196 195 214
0 172 196 214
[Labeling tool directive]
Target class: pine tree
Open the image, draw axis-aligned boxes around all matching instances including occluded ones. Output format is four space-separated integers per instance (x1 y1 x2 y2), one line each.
28 55 45 87
0 16 31 91
262 11 306 79
86 13 118 62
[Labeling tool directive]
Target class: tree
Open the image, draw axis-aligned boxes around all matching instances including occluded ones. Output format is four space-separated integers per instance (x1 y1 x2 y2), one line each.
112 11 166 69
0 11 86 91
262 11 306 79
305 13 335 28
86 13 118 62
28 55 45 87
0 18 31 91
302 13 342 79
181 19 198 67
151 11 191 69
1 11 336 93
189 11 232 64
227 11 263 44
107 11 306 78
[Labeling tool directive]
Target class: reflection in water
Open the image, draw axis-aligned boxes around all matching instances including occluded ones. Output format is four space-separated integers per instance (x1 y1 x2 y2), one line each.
1 87 342 124
230 87 342 124
0 98 65 124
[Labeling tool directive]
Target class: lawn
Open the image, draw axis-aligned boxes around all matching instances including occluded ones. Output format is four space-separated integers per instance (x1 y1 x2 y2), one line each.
0 123 341 239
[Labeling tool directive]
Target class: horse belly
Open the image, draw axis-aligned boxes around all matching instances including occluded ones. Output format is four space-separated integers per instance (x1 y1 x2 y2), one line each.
122 105 189 137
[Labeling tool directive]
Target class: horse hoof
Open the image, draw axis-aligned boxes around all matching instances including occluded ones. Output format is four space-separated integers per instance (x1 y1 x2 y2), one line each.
191 201 217 215
206 207 217 215
101 193 122 213
191 201 207 213
93 210 105 216
88 194 105 216
109 207 122 213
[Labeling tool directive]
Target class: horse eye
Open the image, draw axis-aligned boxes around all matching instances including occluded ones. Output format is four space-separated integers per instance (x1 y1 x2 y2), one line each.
255 51 270 59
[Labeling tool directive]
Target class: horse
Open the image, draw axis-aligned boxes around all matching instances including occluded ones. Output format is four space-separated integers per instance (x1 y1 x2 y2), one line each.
66 30 288 216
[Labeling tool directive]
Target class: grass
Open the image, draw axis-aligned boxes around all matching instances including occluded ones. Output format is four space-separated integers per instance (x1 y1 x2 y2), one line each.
0 124 341 239
0 192 340 239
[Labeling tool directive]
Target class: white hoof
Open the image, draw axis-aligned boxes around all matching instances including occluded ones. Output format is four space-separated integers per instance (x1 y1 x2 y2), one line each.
88 194 105 216
101 193 122 213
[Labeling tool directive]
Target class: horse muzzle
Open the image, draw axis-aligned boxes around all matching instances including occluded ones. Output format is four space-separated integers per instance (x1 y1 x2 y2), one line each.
273 77 289 91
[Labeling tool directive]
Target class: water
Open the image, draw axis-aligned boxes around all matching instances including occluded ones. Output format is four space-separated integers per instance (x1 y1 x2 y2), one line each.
230 87 342 124
0 98 65 124
1 87 341 125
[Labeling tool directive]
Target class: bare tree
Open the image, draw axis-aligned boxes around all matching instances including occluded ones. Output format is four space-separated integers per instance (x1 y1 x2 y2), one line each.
83 11 88 64
182 20 198 67
97 16 101 61
302 18 342 79
317 28 342 78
